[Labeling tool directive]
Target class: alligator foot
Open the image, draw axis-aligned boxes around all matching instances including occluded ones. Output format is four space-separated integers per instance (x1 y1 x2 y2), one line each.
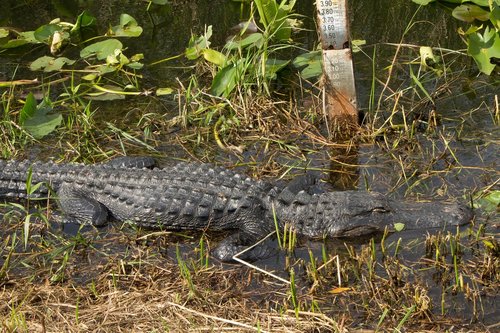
212 232 276 262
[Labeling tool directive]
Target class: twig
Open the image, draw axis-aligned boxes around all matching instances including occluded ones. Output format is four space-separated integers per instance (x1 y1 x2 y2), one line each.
166 301 268 333
232 232 291 285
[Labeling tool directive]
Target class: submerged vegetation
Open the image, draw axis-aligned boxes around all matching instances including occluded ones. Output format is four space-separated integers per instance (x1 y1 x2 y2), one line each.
0 0 498 331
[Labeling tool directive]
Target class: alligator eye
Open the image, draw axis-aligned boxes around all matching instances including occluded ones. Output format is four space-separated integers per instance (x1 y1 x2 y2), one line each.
372 207 388 213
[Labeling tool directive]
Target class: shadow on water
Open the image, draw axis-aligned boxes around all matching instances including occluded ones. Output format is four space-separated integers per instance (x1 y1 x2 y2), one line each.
0 0 498 330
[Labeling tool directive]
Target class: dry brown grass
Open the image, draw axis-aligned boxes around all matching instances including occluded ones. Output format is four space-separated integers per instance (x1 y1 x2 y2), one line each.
1 256 341 332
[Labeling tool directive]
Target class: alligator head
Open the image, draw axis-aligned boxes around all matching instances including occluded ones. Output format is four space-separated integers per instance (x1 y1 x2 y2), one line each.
281 191 473 239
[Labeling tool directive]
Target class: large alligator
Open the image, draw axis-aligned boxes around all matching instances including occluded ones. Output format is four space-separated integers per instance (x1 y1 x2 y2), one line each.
0 157 472 261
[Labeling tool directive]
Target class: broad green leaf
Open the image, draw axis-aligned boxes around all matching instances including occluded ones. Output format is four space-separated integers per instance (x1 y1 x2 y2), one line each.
0 39 29 48
264 58 289 79
0 28 8 38
20 94 62 139
109 14 143 37
1 31 38 49
30 56 75 72
18 31 38 43
106 49 125 65
34 24 62 43
293 50 322 79
202 49 227 66
19 92 37 124
125 54 144 69
475 190 500 212
210 62 241 97
255 0 297 42
469 0 490 6
80 39 123 60
23 113 62 139
452 4 490 22
95 64 118 75
467 26 500 75
130 53 144 62
126 62 144 69
225 33 264 50
292 50 321 67
152 0 169 4
70 11 98 42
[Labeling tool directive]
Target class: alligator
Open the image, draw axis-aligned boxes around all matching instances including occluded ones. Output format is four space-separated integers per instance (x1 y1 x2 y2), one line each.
0 157 472 261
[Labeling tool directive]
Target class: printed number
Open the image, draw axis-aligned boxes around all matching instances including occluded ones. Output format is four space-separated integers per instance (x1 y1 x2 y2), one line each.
321 0 333 6
327 32 336 40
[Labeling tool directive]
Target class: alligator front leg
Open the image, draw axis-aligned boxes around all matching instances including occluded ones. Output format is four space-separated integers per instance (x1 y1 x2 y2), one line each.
211 213 276 262
212 232 276 262
57 183 109 226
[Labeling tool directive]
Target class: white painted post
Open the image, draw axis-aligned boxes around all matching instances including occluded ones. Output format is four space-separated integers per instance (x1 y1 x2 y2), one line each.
316 0 358 129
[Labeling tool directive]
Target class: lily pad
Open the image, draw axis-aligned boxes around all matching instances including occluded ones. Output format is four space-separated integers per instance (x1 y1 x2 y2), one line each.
1 31 38 49
34 24 62 43
452 4 490 23
80 39 123 60
30 56 75 72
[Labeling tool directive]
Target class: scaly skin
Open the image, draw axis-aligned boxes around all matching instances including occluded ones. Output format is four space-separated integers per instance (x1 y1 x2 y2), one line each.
0 158 472 261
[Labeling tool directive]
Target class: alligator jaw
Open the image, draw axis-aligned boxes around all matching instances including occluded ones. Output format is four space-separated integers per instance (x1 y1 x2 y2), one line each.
386 200 473 230
324 199 473 238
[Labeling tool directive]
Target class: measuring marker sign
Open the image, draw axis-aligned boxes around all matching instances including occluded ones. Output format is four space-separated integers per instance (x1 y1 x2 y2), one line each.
316 0 349 50
323 49 357 108
316 0 357 117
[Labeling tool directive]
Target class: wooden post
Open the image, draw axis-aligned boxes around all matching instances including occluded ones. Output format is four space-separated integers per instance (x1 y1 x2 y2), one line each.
316 0 357 131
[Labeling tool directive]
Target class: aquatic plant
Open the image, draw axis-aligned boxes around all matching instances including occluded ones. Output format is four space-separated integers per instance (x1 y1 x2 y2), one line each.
412 0 499 75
